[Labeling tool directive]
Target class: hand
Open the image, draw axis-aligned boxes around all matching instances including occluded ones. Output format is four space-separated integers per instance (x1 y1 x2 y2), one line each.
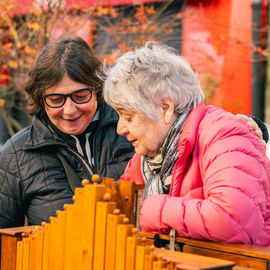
140 194 170 234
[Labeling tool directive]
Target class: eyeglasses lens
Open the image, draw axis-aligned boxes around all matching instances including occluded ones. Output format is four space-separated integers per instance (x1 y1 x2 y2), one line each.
46 95 65 108
44 88 92 108
71 89 91 103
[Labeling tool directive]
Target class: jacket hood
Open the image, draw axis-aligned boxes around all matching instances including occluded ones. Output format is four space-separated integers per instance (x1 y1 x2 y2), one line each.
98 102 119 128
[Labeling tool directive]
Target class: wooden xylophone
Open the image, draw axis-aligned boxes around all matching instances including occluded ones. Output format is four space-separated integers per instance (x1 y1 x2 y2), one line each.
0 175 235 270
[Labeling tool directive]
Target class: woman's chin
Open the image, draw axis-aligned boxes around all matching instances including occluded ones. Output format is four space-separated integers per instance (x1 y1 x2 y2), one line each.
134 147 157 157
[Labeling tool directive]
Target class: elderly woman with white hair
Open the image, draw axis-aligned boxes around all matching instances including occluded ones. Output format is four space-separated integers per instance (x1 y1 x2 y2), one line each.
103 42 270 246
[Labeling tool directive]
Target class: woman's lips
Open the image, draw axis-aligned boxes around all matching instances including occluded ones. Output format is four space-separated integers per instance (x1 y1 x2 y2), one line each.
63 115 81 122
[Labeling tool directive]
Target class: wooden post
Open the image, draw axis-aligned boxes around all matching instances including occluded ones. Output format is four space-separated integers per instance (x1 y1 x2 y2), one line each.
41 222 50 270
0 226 41 270
81 177 106 270
105 209 125 270
54 210 66 270
64 187 85 270
21 236 30 270
115 218 133 270
93 193 116 270
16 241 23 270
125 228 140 270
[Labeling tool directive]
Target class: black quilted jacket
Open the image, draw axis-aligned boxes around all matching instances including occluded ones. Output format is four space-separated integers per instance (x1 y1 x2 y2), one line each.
0 102 134 229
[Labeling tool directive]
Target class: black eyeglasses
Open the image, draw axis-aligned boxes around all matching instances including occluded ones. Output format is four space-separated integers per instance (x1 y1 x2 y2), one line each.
42 87 93 108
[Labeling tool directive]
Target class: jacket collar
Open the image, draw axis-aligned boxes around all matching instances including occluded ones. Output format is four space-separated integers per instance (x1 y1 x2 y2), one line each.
98 102 119 128
177 103 207 160
23 113 63 150
170 103 207 196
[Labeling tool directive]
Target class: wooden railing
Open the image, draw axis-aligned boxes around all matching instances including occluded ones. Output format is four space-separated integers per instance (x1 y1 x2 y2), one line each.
140 231 270 269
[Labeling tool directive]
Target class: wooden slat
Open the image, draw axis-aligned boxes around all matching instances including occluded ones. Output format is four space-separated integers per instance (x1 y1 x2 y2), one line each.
117 180 136 224
34 228 43 270
42 223 50 270
53 211 65 270
152 254 164 270
64 187 85 270
144 253 154 270
16 241 23 270
1 234 20 270
125 228 141 270
22 237 30 270
93 198 116 270
136 245 155 270
28 234 36 270
105 210 125 270
135 245 149 270
115 219 133 270
81 178 107 270
48 217 57 270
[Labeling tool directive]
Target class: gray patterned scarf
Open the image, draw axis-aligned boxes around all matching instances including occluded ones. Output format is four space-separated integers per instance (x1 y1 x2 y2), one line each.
142 111 190 200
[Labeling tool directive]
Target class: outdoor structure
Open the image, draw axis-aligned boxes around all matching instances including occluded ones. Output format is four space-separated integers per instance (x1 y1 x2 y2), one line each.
1 0 268 119
182 0 267 118
64 0 270 118
77 0 268 119
0 0 269 146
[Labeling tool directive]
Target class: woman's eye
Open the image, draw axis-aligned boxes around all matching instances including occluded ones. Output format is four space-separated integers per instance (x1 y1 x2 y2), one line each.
123 115 133 122
118 111 135 123
74 94 87 101
49 96 63 103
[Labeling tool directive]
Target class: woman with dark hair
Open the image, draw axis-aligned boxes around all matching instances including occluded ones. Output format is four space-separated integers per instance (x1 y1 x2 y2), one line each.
0 35 134 229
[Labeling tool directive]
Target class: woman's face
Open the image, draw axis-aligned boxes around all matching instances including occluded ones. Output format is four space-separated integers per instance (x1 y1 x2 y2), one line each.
116 108 172 157
43 74 98 135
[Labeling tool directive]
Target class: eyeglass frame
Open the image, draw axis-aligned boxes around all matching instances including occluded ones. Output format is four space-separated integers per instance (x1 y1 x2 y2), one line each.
41 87 94 108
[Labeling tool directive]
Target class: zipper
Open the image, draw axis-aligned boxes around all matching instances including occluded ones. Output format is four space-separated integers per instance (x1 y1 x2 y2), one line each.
66 146 94 177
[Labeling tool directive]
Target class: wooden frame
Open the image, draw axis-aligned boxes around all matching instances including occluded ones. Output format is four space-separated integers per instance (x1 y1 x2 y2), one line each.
140 232 270 270
0 226 41 270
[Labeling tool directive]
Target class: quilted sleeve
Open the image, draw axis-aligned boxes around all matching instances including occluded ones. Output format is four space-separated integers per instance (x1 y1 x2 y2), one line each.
0 139 25 230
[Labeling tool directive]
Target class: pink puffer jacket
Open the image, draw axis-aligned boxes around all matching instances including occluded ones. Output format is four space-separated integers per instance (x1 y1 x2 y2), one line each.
121 104 270 246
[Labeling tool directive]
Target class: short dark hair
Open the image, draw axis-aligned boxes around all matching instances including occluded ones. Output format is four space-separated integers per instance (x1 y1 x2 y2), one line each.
25 35 103 115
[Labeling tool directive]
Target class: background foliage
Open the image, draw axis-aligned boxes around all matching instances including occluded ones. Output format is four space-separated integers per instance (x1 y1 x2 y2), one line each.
0 0 269 140
0 0 184 137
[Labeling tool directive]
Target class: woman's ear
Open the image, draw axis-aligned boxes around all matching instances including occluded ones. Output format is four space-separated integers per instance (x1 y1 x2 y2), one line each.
160 97 176 124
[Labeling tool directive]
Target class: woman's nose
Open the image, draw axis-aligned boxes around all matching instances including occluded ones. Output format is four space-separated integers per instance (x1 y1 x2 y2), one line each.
117 118 128 135
63 97 77 114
